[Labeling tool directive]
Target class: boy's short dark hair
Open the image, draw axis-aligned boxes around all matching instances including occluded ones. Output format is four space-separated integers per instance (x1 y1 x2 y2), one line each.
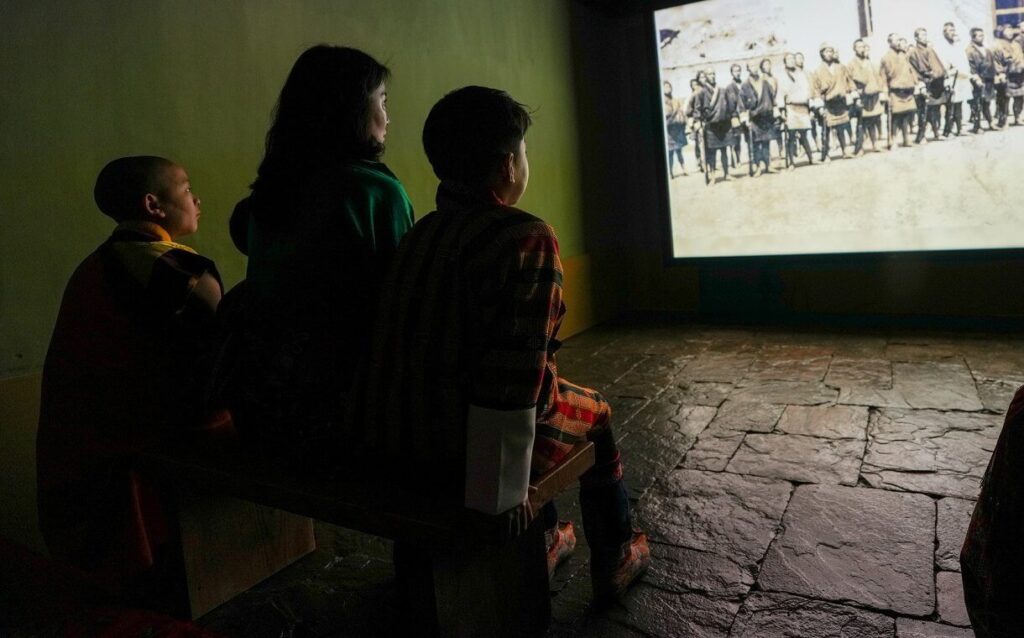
94 156 174 222
422 86 532 185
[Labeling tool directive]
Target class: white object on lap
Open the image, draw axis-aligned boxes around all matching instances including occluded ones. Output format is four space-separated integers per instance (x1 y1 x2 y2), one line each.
464 404 537 515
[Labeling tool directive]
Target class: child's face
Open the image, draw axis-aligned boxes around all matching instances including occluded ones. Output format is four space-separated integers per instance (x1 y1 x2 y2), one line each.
153 164 201 239
367 82 388 145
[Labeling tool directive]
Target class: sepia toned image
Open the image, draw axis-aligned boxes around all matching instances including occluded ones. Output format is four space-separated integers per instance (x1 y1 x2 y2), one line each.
657 0 1024 259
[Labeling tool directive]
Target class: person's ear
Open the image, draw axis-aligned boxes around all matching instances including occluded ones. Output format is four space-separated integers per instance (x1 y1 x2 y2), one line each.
504 152 516 184
143 193 164 219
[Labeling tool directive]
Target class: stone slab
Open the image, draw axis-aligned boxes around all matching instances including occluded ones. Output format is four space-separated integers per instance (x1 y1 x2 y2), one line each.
674 405 719 436
777 404 870 440
699 329 758 352
937 498 976 572
618 426 699 501
826 336 889 359
861 409 1001 499
937 570 972 627
758 484 935 616
757 343 835 358
975 377 1022 414
604 354 688 399
726 433 865 485
678 352 755 382
607 584 739 638
562 352 646 390
620 403 717 496
893 362 985 412
825 358 892 390
887 342 963 362
640 469 792 566
729 380 838 405
964 347 1024 380
660 381 732 407
560 324 630 353
608 396 648 428
730 592 893 638
827 358 913 408
706 400 784 434
627 401 716 439
623 400 682 434
838 386 913 408
645 541 753 598
744 354 832 383
681 431 745 471
896 618 975 638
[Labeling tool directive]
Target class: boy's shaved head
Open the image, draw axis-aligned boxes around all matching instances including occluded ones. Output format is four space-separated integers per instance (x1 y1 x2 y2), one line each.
94 156 175 222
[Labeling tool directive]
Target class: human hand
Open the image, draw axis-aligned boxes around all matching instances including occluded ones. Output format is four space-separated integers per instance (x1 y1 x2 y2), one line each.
504 486 539 538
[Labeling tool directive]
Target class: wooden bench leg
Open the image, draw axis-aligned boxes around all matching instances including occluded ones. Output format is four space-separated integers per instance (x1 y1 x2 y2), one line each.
395 517 551 638
174 494 316 618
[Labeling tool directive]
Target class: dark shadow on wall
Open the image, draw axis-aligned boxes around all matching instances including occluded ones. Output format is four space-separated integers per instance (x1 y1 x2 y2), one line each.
569 1 699 322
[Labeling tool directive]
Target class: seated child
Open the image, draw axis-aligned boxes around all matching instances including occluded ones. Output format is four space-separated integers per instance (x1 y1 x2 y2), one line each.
344 86 649 604
36 156 223 611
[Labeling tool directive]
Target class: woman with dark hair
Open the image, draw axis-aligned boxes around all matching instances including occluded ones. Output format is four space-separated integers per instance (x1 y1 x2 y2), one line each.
221 45 413 461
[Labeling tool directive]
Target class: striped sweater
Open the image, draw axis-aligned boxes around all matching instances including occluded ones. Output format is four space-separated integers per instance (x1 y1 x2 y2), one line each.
344 182 565 489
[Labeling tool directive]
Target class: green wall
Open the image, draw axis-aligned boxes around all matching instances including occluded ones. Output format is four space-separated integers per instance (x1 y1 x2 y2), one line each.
0 0 593 553
0 0 586 378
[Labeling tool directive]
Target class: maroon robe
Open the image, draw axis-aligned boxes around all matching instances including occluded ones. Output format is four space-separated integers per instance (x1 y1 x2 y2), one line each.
37 222 223 601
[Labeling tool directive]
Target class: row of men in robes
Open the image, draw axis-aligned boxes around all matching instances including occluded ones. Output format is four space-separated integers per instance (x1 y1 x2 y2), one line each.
674 22 1024 184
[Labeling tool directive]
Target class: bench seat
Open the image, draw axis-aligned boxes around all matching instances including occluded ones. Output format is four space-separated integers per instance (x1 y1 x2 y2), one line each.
139 435 595 636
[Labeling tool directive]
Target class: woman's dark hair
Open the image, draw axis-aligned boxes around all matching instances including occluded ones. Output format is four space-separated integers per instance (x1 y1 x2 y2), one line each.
252 45 390 193
422 86 532 186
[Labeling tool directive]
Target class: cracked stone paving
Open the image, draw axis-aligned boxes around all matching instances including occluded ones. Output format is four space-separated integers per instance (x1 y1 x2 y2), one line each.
199 322 1019 637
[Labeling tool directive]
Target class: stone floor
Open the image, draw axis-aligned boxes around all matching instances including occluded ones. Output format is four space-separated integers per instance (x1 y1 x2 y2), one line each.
201 322 1024 637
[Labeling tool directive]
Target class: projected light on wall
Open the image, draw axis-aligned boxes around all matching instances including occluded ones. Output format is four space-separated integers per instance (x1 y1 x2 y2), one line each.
655 0 1024 259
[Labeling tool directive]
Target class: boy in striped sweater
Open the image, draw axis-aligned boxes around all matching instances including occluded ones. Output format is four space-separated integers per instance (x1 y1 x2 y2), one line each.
348 86 649 605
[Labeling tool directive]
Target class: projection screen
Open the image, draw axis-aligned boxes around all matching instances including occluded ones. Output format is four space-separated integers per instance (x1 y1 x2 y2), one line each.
655 0 1024 259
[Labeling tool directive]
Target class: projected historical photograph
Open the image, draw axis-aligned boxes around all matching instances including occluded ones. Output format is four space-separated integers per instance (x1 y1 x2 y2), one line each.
657 0 1024 258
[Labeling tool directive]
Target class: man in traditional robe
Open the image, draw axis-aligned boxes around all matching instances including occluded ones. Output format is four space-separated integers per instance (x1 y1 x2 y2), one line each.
811 43 854 160
37 156 224 612
692 69 741 183
880 33 918 147
847 38 885 153
760 58 785 163
936 22 974 136
993 24 1024 126
967 26 997 133
795 51 819 149
727 64 745 167
740 60 778 176
992 25 1011 128
663 81 688 178
684 77 705 173
908 27 947 143
777 52 815 168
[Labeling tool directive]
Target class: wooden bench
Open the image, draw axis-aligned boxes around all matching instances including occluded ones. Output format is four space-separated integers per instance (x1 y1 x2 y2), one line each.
139 435 595 637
